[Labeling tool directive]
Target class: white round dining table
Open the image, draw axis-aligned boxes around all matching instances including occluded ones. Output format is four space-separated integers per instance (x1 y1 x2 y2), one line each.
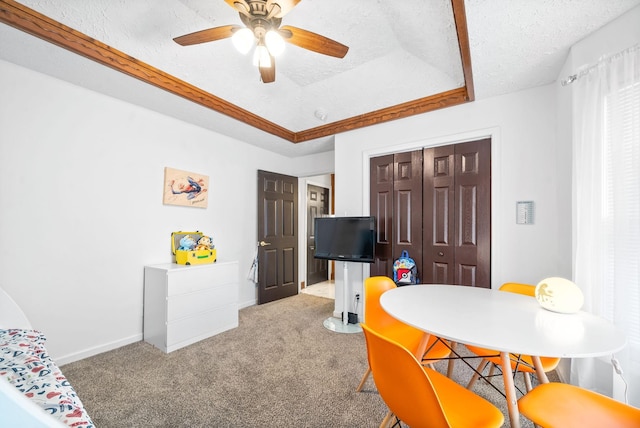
380 284 626 428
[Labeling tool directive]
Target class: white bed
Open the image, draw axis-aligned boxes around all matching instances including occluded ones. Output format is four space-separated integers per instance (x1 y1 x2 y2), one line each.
0 287 93 427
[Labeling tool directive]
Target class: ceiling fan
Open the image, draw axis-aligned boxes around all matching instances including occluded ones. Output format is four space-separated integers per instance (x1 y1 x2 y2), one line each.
173 0 349 83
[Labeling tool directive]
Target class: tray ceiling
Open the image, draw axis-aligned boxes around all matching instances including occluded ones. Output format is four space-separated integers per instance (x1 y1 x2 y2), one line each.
1 0 638 156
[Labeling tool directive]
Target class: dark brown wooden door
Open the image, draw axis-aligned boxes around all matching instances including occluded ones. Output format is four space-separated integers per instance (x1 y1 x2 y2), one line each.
370 139 491 288
393 151 424 280
453 139 491 287
306 184 329 286
257 170 298 304
370 155 394 278
370 151 423 279
423 144 455 284
423 139 491 288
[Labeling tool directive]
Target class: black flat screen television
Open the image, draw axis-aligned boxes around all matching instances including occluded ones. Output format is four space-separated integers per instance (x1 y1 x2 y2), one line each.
313 216 376 263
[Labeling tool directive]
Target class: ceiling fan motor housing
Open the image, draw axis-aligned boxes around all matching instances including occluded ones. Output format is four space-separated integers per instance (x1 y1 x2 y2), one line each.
239 2 283 39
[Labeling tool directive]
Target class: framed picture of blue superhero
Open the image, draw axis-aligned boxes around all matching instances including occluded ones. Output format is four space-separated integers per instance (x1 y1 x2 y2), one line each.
163 167 209 208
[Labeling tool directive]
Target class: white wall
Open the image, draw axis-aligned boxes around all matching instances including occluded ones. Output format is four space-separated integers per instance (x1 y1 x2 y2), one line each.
333 84 572 321
0 60 332 364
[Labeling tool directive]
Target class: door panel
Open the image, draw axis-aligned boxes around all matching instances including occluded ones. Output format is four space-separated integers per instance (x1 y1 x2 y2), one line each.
454 139 491 287
257 170 298 304
424 145 455 284
370 155 394 277
394 151 423 279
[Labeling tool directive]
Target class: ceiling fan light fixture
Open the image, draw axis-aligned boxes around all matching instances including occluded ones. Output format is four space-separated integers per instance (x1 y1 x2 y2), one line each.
253 43 271 68
265 30 285 56
232 27 254 54
174 0 349 84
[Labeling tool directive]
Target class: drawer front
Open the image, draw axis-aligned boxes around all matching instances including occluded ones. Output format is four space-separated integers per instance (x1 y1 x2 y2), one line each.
167 262 238 296
166 305 239 347
167 284 237 322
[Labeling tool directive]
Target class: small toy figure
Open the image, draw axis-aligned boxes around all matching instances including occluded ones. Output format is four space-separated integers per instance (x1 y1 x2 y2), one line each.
195 235 213 251
178 235 197 251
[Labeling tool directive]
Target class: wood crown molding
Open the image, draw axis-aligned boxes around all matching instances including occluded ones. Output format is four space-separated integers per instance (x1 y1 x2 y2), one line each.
0 0 474 144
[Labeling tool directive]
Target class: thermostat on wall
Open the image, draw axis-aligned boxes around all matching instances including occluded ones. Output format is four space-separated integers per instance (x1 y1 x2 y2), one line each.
516 201 534 225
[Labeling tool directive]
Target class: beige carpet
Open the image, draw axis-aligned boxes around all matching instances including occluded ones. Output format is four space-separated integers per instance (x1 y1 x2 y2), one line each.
61 293 546 427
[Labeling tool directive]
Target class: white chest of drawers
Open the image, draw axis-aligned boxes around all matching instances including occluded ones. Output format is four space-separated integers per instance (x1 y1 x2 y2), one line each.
143 261 239 353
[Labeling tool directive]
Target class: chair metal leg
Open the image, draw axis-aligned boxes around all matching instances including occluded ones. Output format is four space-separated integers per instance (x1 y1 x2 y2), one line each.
467 358 491 389
356 367 371 392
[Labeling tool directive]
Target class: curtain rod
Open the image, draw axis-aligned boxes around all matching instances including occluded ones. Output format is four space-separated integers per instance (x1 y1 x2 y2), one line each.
561 43 639 86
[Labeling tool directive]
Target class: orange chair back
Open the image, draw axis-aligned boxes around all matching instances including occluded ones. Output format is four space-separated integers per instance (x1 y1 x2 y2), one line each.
363 276 397 329
499 282 536 296
361 323 451 428
363 276 425 354
502 282 560 372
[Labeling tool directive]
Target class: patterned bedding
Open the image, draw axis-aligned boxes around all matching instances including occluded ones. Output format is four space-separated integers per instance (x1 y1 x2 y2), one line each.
0 329 94 427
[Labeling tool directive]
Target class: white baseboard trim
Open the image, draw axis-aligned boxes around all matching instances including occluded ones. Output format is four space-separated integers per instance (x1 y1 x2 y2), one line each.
56 333 142 366
238 299 255 310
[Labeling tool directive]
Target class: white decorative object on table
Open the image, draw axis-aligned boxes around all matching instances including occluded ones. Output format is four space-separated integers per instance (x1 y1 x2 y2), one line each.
535 277 584 314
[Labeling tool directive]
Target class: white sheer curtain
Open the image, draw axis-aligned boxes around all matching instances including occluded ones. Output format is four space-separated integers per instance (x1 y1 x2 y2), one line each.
572 44 640 406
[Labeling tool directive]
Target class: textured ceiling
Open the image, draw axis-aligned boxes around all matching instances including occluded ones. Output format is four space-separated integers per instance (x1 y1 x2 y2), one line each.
1 0 639 157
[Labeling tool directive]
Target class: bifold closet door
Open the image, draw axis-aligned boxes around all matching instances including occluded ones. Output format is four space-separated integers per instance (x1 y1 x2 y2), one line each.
369 151 423 278
370 139 490 287
423 139 491 288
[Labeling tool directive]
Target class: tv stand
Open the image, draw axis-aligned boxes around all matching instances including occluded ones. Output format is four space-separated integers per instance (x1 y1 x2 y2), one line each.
323 261 361 334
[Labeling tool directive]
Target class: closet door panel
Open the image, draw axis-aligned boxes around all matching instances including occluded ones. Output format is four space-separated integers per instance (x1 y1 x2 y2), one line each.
423 145 455 284
454 139 491 288
394 151 423 279
370 155 394 277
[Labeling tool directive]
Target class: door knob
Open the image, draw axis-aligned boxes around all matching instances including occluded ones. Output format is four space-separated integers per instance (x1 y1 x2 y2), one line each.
259 241 272 247
438 251 444 256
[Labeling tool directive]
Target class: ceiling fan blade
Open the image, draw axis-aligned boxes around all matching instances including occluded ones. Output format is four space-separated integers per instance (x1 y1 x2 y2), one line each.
266 0 302 18
259 56 276 83
173 25 241 46
279 26 348 58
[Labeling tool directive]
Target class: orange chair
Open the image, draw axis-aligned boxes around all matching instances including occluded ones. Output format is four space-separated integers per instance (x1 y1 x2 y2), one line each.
465 282 560 392
356 276 450 392
518 382 640 427
361 323 504 428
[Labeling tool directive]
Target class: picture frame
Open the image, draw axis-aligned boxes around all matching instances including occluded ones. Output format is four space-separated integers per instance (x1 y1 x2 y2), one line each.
163 167 209 208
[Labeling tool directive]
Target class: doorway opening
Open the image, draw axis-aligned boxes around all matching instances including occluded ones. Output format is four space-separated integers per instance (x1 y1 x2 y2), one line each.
301 174 334 299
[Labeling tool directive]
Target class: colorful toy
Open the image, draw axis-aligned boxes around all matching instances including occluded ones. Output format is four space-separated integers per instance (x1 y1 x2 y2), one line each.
172 231 217 265
195 235 213 251
178 235 197 251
